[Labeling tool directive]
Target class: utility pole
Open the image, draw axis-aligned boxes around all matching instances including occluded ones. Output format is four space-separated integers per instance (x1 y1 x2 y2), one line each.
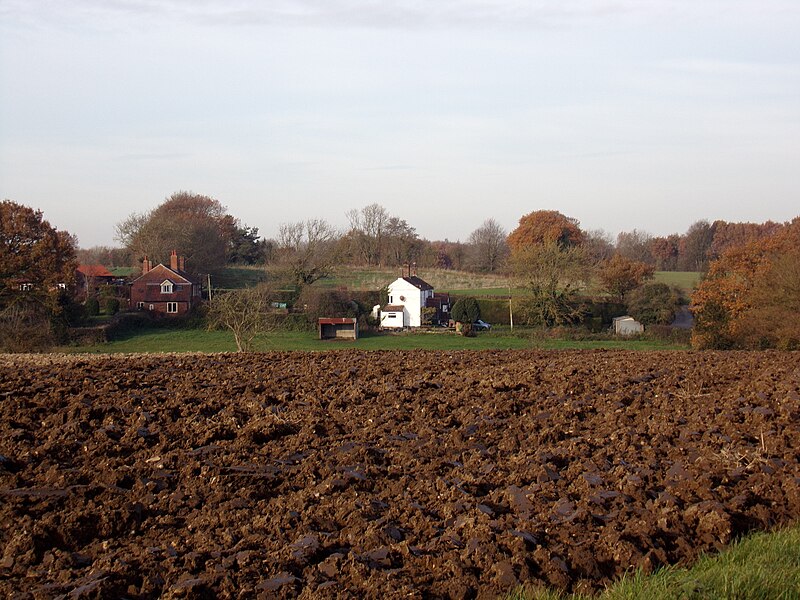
207 274 212 303
509 286 514 332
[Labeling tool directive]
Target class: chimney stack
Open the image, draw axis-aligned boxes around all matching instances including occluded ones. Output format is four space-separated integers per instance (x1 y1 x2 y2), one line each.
179 256 186 271
412 262 417 277
142 256 151 274
170 250 178 271
402 262 409 278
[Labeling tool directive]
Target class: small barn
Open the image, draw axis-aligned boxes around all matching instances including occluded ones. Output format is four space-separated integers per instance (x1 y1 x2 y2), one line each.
613 315 644 336
319 318 359 340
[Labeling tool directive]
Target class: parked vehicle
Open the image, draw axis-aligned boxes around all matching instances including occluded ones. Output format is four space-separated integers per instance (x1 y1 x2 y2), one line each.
474 319 492 331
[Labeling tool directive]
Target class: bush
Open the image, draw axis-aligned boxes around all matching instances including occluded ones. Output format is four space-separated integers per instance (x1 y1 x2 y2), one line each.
104 298 120 315
85 298 100 316
451 297 481 324
627 283 681 325
0 302 56 352
476 298 510 325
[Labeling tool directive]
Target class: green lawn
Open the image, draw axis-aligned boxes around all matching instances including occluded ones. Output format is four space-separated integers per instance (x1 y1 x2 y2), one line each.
653 271 702 292
509 523 800 600
62 327 686 354
209 265 267 290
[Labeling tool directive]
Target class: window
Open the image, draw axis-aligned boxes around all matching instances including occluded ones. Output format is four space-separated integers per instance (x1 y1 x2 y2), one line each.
386 314 396 319
57 283 67 290
161 280 174 294
137 302 145 310
167 302 178 314
19 283 33 291
148 304 154 311
388 296 393 303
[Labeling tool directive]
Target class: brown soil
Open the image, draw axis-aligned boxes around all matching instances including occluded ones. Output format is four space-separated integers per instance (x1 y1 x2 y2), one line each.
1 350 799 599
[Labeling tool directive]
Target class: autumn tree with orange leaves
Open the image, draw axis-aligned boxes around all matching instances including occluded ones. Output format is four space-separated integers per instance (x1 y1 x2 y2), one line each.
598 254 655 302
507 210 584 252
691 218 800 349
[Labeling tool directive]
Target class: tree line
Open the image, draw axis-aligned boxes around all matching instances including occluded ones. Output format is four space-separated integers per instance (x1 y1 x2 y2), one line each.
2 193 798 351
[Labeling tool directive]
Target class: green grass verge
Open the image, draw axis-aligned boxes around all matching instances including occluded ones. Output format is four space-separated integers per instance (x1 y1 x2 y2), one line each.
61 327 686 354
508 524 800 600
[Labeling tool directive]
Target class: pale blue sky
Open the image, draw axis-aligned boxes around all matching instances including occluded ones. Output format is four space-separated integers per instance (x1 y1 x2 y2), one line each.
1 1 798 247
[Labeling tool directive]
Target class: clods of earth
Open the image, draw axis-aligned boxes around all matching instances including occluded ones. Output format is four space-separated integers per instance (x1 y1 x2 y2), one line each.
1 350 799 599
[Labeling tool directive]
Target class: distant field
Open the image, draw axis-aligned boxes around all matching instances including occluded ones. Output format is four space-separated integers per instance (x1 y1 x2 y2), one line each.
211 265 703 298
654 270 702 292
62 327 687 354
209 265 266 289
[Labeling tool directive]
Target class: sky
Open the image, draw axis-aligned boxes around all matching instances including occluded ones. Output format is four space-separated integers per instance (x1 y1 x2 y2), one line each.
1 0 799 248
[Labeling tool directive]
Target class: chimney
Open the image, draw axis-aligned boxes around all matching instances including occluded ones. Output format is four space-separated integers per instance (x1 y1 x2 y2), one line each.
402 262 409 278
411 262 417 277
142 256 151 274
170 250 178 271
179 256 186 271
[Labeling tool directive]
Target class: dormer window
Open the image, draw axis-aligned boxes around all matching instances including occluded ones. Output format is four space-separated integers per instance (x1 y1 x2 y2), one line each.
160 280 174 294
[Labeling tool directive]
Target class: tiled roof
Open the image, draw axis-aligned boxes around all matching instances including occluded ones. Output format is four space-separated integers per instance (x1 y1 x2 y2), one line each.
77 264 115 278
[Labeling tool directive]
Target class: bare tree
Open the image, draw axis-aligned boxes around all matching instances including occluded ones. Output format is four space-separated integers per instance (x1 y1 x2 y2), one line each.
206 285 278 352
275 218 338 286
346 203 390 266
616 229 654 265
467 218 508 272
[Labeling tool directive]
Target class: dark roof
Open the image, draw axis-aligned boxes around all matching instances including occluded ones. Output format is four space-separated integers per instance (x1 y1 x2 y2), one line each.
401 276 433 291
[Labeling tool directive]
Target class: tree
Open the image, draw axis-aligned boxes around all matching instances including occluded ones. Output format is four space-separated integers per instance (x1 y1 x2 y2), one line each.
275 219 338 286
511 242 592 327
0 200 78 350
451 297 481 336
650 235 680 271
116 191 239 273
228 225 267 265
615 229 654 265
598 254 655 302
507 210 584 252
677 220 715 271
384 217 422 266
627 283 681 326
691 218 799 349
468 218 508 272
206 284 279 352
583 229 615 264
346 203 390 266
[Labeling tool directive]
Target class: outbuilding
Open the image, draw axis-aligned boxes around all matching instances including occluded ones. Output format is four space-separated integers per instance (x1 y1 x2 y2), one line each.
318 318 359 340
613 315 644 336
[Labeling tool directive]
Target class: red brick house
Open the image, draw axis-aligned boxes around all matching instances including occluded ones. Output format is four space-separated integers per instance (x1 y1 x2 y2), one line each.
129 251 202 316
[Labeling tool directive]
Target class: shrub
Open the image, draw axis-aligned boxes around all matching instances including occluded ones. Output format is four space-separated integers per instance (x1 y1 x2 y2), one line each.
451 297 481 324
85 298 100 316
627 283 681 325
104 298 120 315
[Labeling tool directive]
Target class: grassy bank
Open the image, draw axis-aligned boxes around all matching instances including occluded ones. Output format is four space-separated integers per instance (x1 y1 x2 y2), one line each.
508 524 800 600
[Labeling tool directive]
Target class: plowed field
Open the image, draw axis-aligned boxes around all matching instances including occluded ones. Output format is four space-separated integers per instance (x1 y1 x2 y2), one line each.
1 350 799 599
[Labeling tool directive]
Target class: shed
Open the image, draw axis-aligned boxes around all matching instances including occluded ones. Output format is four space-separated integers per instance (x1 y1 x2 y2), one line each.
319 318 359 340
613 315 644 336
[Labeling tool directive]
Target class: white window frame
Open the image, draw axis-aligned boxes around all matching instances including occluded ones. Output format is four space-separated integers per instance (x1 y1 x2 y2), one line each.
137 301 145 310
167 302 178 314
161 280 174 294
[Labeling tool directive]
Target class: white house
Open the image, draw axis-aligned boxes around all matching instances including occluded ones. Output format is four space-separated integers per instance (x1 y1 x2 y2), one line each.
381 272 435 329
